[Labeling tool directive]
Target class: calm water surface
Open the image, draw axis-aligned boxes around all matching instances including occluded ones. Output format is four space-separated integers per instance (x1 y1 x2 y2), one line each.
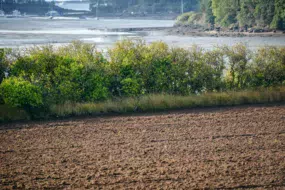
1 17 285 50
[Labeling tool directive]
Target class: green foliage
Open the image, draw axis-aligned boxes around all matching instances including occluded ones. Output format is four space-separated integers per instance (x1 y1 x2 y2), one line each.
250 47 285 87
9 42 110 105
177 12 193 22
254 0 275 28
177 0 285 30
0 40 285 122
108 40 226 96
0 48 9 84
50 87 285 117
270 0 285 29
223 44 252 89
0 77 43 109
176 11 204 26
121 78 141 96
238 0 257 27
205 0 215 25
212 0 239 27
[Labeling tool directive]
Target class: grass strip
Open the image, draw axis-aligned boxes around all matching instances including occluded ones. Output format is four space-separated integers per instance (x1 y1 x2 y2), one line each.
50 86 285 117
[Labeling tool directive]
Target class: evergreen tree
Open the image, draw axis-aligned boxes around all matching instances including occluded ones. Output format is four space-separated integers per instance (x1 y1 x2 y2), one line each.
212 0 240 27
271 0 285 29
254 0 275 27
238 0 256 27
205 0 215 25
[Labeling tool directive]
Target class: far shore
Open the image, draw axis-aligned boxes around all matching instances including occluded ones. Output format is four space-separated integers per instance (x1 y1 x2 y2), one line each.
94 24 285 38
168 26 285 37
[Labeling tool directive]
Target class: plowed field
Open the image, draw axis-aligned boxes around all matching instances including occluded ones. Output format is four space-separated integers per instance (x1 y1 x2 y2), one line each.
1 106 285 189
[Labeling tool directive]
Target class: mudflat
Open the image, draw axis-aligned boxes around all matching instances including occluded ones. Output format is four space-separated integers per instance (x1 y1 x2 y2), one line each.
1 106 285 189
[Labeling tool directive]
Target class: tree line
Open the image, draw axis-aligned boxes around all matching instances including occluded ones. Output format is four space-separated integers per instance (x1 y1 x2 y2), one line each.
200 0 285 29
90 0 199 13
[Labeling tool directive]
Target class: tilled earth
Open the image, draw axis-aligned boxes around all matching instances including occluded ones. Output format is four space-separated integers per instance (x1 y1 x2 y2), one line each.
1 106 285 189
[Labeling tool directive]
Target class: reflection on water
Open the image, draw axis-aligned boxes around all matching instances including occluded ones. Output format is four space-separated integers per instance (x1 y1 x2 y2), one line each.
0 17 285 50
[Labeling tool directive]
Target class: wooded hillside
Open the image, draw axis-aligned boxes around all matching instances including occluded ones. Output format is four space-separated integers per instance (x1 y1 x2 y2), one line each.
200 0 285 29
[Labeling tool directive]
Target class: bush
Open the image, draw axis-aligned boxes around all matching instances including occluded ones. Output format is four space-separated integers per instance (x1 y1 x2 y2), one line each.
177 12 194 22
176 12 204 26
0 48 9 84
9 42 110 104
0 77 43 110
223 43 251 89
250 47 285 87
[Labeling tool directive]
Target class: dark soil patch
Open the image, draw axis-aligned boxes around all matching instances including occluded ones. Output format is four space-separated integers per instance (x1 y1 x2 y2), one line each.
1 106 285 189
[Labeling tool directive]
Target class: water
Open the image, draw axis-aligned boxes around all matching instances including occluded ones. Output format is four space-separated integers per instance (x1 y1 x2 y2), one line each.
1 17 285 50
55 2 90 11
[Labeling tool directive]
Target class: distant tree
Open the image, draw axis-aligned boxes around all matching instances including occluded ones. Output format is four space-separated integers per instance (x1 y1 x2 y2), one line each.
271 0 285 29
0 49 8 84
254 0 275 28
212 0 239 27
237 0 257 27
206 0 215 25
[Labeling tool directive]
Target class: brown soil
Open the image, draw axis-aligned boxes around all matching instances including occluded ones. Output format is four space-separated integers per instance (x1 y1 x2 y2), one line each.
1 106 285 189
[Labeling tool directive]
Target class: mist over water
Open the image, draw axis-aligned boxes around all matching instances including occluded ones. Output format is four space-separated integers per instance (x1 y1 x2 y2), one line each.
1 17 285 50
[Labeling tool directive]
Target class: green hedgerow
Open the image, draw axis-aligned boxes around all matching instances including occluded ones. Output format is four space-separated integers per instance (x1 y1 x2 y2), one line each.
0 77 43 109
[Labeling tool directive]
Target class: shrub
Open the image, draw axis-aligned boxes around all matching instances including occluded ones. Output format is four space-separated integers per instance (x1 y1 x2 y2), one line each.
0 77 43 110
177 12 194 22
0 48 9 84
108 39 147 96
250 47 285 87
176 12 204 26
121 78 141 96
223 44 252 89
9 42 110 104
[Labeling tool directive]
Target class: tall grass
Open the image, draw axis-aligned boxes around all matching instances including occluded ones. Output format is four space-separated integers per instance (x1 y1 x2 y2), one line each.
0 105 29 122
50 86 285 117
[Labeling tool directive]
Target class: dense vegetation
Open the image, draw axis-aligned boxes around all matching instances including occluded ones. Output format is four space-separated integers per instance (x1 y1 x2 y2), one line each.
177 0 285 30
0 41 285 121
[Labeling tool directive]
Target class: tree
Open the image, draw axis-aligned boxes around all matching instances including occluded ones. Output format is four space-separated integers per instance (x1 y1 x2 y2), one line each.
205 0 215 25
212 0 240 27
0 49 8 84
254 0 275 28
0 77 43 109
238 0 257 27
271 0 285 29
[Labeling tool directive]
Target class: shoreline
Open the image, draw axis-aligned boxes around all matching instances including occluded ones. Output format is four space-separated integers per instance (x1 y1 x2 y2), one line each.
167 26 285 37
100 26 285 38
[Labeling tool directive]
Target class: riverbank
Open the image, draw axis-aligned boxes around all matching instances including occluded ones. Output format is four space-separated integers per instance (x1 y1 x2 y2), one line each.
97 25 285 38
167 26 285 37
